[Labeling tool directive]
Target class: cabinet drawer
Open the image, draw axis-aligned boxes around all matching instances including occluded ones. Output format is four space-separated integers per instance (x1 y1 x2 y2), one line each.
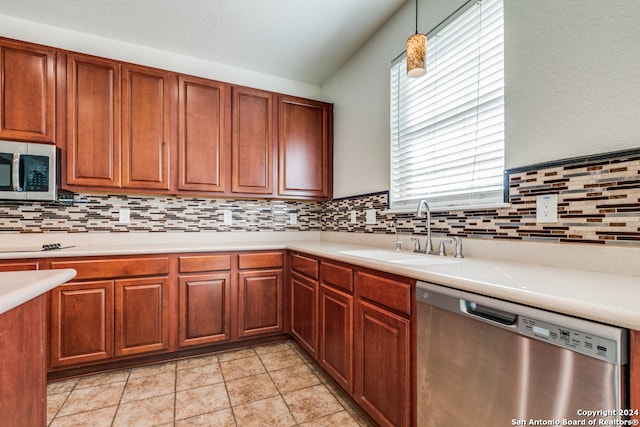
320 262 353 293
355 271 411 316
0 260 40 272
238 252 283 270
179 254 231 273
291 253 319 279
50 257 169 280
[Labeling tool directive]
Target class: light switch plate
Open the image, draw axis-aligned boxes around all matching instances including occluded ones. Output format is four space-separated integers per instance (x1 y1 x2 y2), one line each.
350 210 357 224
118 208 130 224
223 210 233 225
536 194 558 223
365 209 376 225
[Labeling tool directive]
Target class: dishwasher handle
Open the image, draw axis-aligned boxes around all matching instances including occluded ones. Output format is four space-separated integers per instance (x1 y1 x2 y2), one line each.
461 300 517 326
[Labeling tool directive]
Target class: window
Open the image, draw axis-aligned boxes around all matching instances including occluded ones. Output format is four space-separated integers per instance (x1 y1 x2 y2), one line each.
390 0 504 211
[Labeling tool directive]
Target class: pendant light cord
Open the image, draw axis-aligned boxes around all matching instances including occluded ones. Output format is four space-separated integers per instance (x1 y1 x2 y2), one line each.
415 0 419 35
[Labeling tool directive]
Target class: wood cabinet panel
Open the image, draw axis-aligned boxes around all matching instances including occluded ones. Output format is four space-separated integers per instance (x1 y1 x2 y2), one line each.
290 252 319 280
50 256 169 281
178 75 229 193
121 64 171 190
231 86 274 195
179 273 231 347
237 269 283 337
50 280 114 367
355 299 411 427
290 272 317 356
0 39 56 142
0 294 47 426
630 329 640 424
66 53 120 187
238 252 284 270
356 271 411 316
319 283 353 393
0 259 40 272
278 96 332 200
115 277 169 357
320 261 353 293
178 254 232 273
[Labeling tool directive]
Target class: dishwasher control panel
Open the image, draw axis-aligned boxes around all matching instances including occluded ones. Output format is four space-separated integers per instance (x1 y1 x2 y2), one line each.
519 317 618 364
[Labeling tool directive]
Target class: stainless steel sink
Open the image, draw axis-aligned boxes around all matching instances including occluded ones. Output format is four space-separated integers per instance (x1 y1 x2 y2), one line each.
338 249 461 267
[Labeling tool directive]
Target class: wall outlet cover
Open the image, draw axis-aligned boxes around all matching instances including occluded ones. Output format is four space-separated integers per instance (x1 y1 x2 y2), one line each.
365 209 377 225
350 210 357 224
118 208 130 224
223 210 233 225
536 194 558 223
289 212 298 225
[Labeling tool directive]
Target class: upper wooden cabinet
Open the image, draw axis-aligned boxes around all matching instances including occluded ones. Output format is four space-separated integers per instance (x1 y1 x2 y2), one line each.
178 75 229 193
0 39 56 143
65 53 121 188
65 53 172 191
121 64 171 190
231 86 275 195
278 96 332 200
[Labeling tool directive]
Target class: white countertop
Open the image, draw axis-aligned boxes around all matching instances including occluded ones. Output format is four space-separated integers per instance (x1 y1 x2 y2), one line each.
0 269 76 315
0 233 638 330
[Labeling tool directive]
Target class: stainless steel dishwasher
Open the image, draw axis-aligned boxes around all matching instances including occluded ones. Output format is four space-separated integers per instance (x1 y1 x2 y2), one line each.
417 281 628 427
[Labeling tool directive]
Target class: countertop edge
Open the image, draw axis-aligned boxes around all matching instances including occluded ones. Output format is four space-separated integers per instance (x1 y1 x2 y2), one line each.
0 269 77 315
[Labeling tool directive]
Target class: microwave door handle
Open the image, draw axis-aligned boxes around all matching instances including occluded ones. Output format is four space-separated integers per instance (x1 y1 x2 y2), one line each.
12 153 21 191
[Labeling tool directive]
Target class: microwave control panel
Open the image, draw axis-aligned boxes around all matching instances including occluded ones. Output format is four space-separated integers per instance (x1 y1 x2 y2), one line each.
23 154 50 192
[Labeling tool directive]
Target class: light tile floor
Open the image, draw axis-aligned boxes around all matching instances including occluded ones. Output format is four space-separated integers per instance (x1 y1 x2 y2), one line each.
47 340 374 426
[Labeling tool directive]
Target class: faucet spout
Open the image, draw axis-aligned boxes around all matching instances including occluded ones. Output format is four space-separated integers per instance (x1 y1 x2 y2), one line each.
416 200 433 254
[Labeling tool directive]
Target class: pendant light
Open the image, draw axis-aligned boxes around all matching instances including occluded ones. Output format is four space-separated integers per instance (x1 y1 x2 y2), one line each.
406 0 426 78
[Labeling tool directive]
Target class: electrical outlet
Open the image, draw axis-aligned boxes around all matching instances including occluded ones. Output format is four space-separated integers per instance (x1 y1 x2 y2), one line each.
289 212 298 225
536 194 558 223
365 209 377 225
118 208 130 224
350 210 357 224
223 210 233 225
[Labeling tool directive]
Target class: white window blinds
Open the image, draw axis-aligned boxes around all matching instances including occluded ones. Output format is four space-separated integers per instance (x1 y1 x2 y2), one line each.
390 0 504 211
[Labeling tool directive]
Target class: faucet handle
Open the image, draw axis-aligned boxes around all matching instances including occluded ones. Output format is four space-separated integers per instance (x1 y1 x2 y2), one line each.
410 237 421 253
452 236 464 258
438 239 453 256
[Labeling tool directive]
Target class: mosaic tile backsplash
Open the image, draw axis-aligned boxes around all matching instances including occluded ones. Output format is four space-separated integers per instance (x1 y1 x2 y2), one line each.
1 150 638 247
323 151 640 246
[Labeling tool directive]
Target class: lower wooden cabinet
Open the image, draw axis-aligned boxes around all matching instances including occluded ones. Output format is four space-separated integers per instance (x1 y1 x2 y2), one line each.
318 283 353 393
115 277 169 357
237 269 283 338
50 280 114 368
290 272 318 356
354 299 411 427
178 273 231 347
0 294 48 426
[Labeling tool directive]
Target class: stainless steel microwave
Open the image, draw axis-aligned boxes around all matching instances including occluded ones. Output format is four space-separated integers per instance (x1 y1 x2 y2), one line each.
0 141 58 201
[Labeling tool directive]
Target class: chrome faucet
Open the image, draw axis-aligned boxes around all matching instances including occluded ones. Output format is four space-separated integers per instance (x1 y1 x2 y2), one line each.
415 199 434 254
390 221 402 251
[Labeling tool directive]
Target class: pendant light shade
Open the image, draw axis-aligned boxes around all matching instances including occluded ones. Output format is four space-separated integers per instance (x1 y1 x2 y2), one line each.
406 0 426 78
406 33 426 78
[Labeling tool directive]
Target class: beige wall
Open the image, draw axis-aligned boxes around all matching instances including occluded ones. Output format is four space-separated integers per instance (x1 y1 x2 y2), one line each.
323 0 640 198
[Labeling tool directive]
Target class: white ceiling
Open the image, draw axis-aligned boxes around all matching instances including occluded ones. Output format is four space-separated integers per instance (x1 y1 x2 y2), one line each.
0 0 407 85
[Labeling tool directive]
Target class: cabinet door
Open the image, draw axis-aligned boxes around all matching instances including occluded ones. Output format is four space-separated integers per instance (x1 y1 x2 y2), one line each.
237 269 283 337
319 284 353 392
115 277 169 357
50 280 114 368
0 39 56 143
231 86 274 195
290 272 317 356
178 75 229 193
179 273 231 347
355 299 411 427
0 294 47 426
121 64 171 190
278 96 332 200
66 53 120 187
